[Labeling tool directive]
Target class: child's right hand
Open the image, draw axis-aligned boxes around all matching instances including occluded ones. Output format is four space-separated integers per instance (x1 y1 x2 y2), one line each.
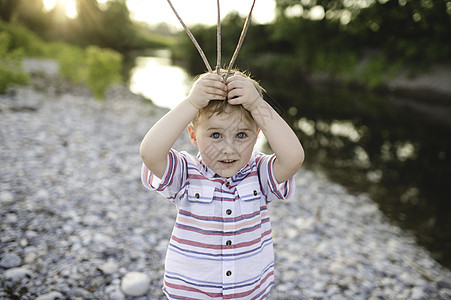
186 73 227 109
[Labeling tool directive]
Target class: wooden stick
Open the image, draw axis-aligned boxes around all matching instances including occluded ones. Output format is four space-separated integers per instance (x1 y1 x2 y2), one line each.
225 0 256 81
166 0 212 73
216 0 221 75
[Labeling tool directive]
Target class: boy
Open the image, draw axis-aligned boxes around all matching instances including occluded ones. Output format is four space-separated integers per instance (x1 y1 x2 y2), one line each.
140 70 304 299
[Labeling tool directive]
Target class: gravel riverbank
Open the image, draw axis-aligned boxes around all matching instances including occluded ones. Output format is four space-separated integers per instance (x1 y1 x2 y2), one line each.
1 74 451 299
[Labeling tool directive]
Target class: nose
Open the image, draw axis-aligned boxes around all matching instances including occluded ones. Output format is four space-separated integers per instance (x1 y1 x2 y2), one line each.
222 138 236 155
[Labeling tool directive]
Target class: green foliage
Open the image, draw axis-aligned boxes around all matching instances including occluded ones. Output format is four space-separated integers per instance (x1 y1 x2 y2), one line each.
1 19 123 99
0 20 46 56
85 46 122 99
357 54 401 88
0 0 21 22
50 42 85 84
0 31 29 93
52 43 123 99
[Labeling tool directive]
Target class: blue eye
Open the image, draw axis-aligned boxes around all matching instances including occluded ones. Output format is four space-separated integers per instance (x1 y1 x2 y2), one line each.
236 132 247 139
211 132 222 139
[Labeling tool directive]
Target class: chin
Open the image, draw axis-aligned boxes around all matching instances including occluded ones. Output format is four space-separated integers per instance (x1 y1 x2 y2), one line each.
214 167 240 178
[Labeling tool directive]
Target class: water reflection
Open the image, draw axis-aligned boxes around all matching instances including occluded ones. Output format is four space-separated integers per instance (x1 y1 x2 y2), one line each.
261 80 451 268
128 49 192 108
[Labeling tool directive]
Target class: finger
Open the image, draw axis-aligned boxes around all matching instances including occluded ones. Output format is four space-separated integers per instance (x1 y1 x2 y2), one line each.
226 78 245 91
227 96 243 105
226 74 246 86
227 88 243 100
207 86 227 97
206 78 227 90
202 73 222 81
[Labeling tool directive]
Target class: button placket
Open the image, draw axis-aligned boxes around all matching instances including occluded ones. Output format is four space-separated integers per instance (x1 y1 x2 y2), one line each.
223 261 235 285
222 180 236 288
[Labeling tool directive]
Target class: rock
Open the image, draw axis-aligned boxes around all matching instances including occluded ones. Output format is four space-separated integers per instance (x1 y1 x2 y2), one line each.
105 284 125 300
120 272 151 297
0 190 14 204
35 189 50 201
3 267 32 281
439 288 451 299
70 287 92 299
98 261 119 275
0 252 22 268
438 279 451 290
35 291 64 300
410 286 427 300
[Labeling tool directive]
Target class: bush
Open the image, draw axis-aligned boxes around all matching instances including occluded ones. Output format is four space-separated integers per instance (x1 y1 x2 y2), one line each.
85 46 122 99
0 21 46 56
0 31 29 93
49 42 85 84
1 20 123 99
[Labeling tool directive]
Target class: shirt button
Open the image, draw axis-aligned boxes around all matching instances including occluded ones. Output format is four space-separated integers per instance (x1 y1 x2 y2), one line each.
226 209 232 215
226 240 232 246
226 270 232 276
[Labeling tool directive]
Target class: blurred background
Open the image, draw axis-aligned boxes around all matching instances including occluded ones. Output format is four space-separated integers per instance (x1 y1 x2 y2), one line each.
1 0 450 269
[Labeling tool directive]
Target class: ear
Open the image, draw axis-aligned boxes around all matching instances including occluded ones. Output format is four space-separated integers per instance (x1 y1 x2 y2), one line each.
187 124 198 146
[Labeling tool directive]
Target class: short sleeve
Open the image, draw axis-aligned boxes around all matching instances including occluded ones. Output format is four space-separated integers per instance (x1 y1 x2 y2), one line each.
256 153 295 203
141 149 187 202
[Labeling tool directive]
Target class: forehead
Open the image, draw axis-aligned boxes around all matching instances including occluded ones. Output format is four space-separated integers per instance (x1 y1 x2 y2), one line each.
200 112 257 131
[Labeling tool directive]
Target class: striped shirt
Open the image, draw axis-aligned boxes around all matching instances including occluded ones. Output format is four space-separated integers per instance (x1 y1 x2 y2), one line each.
141 149 295 299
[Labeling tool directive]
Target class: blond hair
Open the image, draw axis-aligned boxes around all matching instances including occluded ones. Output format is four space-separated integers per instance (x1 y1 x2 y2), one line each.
191 69 264 129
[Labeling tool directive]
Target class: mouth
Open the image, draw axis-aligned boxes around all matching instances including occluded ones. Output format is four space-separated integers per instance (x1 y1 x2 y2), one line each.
219 159 238 168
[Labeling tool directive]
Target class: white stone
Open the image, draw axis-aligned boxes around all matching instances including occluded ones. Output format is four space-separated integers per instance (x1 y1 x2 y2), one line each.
3 267 32 281
0 191 14 203
98 261 119 275
35 291 64 300
0 253 22 269
120 272 150 297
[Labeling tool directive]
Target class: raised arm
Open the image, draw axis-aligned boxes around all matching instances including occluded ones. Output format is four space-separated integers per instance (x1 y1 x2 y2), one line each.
140 73 227 178
226 73 304 183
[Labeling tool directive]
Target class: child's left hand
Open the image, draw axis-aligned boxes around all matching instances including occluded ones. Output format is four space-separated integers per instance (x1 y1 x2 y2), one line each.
226 72 263 112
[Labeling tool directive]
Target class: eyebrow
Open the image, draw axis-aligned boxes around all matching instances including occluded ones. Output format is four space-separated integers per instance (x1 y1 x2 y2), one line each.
206 127 254 132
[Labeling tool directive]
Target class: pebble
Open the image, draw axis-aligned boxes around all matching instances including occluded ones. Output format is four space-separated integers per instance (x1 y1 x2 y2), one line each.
35 291 64 300
0 253 22 269
1 67 450 299
121 272 151 297
2 267 32 281
98 261 119 275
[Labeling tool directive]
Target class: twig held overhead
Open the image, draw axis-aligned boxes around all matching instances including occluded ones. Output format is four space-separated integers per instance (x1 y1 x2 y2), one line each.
225 0 257 81
166 0 213 73
216 0 221 75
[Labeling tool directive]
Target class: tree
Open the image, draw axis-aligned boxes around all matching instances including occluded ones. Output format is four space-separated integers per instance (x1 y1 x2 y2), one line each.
0 0 21 22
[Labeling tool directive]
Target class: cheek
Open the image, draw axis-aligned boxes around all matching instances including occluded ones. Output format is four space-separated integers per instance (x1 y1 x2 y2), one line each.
198 140 221 162
239 139 256 156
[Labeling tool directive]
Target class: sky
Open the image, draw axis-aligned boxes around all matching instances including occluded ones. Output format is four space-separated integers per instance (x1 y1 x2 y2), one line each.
43 0 277 25
127 0 276 26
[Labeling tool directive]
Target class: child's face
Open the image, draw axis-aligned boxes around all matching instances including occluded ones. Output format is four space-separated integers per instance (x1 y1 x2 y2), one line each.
188 111 259 178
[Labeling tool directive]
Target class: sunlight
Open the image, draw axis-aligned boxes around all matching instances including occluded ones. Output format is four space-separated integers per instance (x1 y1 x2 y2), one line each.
127 0 275 26
43 0 78 19
330 121 361 142
309 5 325 20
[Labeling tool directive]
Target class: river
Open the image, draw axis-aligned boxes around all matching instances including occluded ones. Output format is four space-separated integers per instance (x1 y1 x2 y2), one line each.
125 50 451 270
